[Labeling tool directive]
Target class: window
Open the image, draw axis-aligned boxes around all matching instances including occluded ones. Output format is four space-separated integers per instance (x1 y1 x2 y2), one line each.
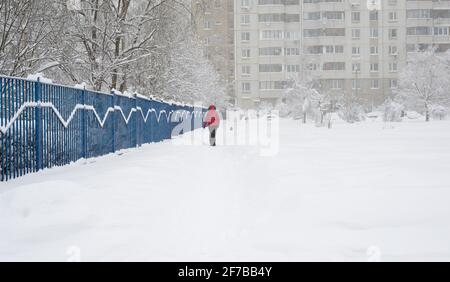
407 27 432 36
259 64 283 73
242 49 251 58
389 12 398 22
389 46 398 55
204 21 211 29
330 79 343 89
259 81 288 90
371 79 379 89
241 0 250 7
259 47 283 56
304 28 345 37
307 63 319 71
284 31 300 40
323 11 345 21
390 79 398 89
284 14 301 22
389 0 398 5
304 29 321 37
434 27 450 36
406 44 416 52
242 82 251 92
389 62 398 72
370 46 379 55
432 9 450 19
352 63 361 72
352 46 360 56
304 0 343 2
370 63 379 72
407 9 431 19
352 79 361 90
242 65 251 75
335 45 344 53
370 28 379 38
325 45 334 54
389 29 398 39
261 30 283 40
241 15 250 25
241 32 250 41
326 28 345 36
323 62 345 71
352 29 361 39
259 13 300 23
304 12 321 20
259 0 300 4
352 12 360 22
284 48 300 56
306 46 323 54
370 11 379 21
286 65 300 73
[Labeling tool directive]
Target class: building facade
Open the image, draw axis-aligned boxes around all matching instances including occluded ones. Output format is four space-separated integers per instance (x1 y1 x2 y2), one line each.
192 0 236 104
234 0 450 110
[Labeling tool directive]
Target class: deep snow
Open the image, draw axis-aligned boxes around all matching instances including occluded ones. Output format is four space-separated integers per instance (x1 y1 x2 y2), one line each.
1 119 450 262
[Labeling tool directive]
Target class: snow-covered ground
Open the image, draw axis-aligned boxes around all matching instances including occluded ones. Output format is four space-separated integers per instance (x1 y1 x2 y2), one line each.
1 119 450 262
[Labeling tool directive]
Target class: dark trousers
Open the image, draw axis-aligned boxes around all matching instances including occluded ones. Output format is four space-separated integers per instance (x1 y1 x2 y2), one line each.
209 125 218 146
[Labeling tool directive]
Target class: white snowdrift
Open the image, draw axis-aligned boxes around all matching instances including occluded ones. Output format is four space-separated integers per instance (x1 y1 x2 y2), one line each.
1 119 450 262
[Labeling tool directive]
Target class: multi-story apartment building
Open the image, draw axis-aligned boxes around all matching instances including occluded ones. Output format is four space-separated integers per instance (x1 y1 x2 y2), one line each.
234 0 450 110
192 0 236 104
406 0 450 53
235 0 303 108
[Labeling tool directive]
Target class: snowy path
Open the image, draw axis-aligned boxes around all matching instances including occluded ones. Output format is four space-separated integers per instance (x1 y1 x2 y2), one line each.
1 119 450 261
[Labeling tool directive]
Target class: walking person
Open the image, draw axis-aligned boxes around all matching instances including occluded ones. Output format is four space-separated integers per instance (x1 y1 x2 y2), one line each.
203 105 220 147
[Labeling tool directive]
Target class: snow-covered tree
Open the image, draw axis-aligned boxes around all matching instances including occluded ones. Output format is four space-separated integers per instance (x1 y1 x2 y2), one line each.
162 32 227 107
0 0 228 107
0 0 63 77
396 48 450 122
431 105 448 120
382 98 405 122
283 75 321 122
338 91 366 123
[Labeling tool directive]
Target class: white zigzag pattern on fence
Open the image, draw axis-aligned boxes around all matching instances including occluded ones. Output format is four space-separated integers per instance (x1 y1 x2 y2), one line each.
0 101 205 134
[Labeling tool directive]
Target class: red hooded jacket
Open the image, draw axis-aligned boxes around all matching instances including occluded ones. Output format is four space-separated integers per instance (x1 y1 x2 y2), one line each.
204 105 220 128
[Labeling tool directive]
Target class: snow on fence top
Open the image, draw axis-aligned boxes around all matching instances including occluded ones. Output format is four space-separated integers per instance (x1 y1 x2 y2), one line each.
2 74 199 108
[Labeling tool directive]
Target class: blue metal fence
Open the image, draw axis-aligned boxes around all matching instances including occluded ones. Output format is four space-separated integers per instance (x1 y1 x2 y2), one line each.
0 75 206 182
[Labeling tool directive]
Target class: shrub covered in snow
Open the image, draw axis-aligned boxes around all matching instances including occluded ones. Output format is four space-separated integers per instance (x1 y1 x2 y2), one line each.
366 111 384 121
404 111 423 120
382 100 405 122
338 92 366 123
431 105 448 120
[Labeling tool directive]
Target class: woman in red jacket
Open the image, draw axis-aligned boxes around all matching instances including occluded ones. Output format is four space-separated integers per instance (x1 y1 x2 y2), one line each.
203 105 220 147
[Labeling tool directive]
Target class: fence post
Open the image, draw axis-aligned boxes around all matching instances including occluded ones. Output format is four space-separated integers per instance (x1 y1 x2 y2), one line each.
111 91 116 153
81 87 87 159
135 94 139 148
34 78 43 172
